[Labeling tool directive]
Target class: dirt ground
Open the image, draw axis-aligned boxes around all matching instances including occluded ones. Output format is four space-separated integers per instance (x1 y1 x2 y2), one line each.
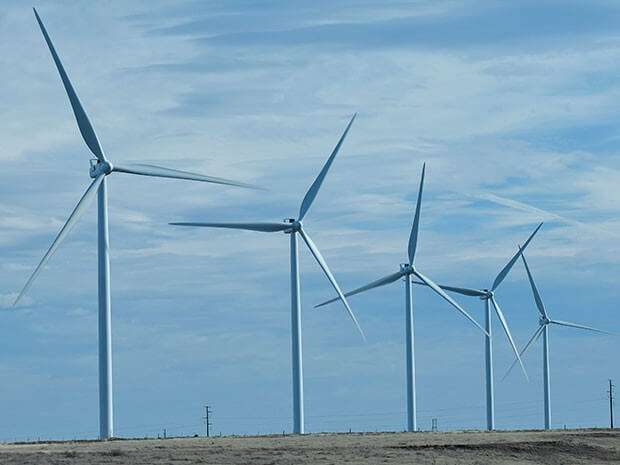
1 429 619 464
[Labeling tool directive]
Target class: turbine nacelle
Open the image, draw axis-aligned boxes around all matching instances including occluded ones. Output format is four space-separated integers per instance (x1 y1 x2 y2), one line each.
283 218 302 233
89 159 113 178
539 316 551 326
479 289 493 300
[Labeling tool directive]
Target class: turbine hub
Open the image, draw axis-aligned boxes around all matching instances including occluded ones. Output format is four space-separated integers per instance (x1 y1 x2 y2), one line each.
539 316 550 326
400 263 413 274
89 159 113 178
283 218 301 233
481 289 493 300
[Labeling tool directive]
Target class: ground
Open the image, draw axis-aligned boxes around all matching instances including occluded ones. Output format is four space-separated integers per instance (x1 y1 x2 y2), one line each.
1 429 619 464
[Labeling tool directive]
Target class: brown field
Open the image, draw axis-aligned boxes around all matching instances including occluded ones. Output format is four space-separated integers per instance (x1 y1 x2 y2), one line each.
1 429 620 464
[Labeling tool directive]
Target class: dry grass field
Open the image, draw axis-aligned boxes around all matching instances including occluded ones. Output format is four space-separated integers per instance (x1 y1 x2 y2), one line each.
1 429 619 464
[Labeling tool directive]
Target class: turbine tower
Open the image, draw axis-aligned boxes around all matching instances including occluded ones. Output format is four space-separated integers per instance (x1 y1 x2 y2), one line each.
504 249 612 430
170 114 364 435
413 222 543 430
15 9 258 440
316 164 490 432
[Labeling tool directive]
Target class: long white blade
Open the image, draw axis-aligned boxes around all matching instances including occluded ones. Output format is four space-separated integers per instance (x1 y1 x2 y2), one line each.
298 228 366 341
490 296 528 380
412 280 486 297
315 270 406 308
502 325 544 380
550 319 615 335
169 221 288 232
408 163 426 265
519 249 547 318
491 222 543 292
411 268 488 336
14 175 105 305
113 163 262 190
34 8 106 161
298 114 356 220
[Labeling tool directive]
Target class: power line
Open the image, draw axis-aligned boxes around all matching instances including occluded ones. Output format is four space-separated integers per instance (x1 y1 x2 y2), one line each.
1 394 612 442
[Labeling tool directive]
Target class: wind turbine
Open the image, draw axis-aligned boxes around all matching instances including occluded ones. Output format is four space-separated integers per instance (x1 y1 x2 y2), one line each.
316 163 490 432
15 9 259 440
412 222 543 430
170 114 364 435
504 249 612 430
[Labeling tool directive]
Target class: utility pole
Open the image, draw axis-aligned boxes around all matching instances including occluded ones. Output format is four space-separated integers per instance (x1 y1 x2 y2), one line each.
204 405 212 437
608 379 614 429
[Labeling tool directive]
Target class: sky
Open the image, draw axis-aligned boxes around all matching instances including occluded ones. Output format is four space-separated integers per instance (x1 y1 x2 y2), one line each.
1 0 620 441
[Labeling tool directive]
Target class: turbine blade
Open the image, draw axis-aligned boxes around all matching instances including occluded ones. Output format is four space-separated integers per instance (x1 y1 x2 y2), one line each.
298 114 356 220
113 163 262 190
298 228 366 341
491 222 543 292
502 326 544 381
490 296 528 380
550 319 615 335
169 221 288 232
411 269 488 336
412 280 486 297
33 8 105 161
315 270 406 308
14 175 105 305
519 249 548 318
407 163 426 265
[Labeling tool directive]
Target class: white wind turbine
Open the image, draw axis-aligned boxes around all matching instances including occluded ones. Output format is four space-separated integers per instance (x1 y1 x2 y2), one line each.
170 114 364 435
316 163 490 432
14 9 259 440
504 249 613 430
412 222 543 430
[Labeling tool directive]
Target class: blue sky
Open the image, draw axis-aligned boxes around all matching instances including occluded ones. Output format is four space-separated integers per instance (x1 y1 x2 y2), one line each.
1 0 620 440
